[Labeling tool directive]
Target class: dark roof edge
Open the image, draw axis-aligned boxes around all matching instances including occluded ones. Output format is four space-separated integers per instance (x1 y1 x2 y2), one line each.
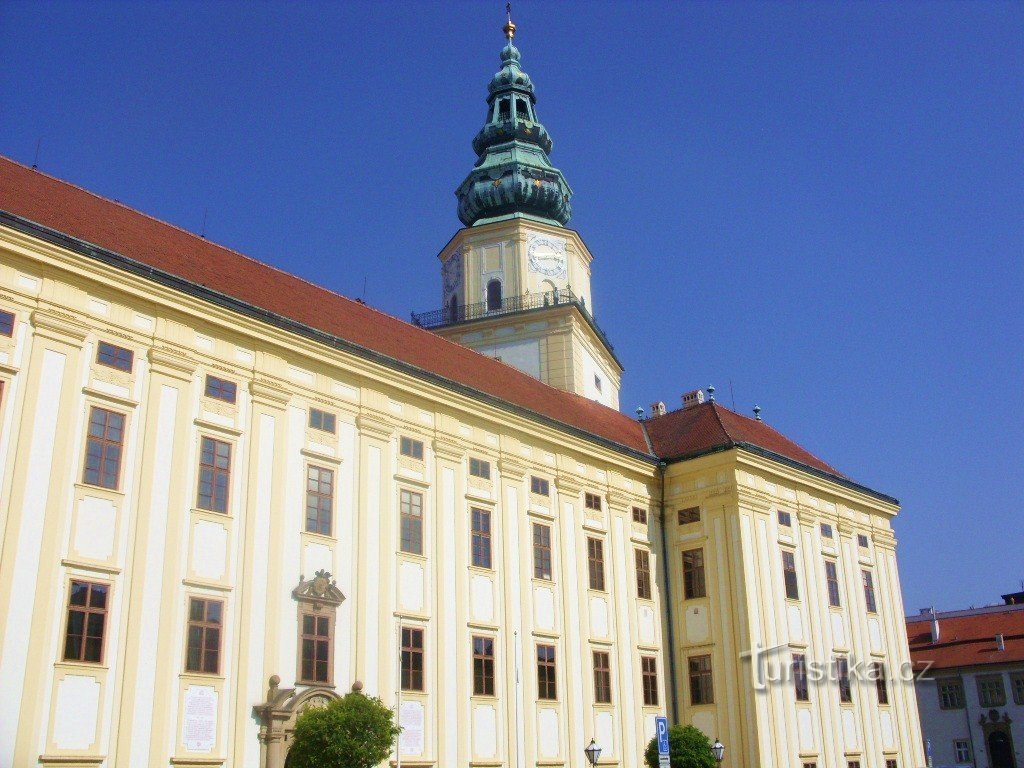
660 440 899 506
0 210 657 465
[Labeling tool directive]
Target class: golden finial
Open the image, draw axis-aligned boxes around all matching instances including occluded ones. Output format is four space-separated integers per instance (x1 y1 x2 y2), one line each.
503 2 516 40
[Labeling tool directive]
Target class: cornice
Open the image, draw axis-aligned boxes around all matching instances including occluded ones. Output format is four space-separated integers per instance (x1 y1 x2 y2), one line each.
355 413 394 442
249 379 291 408
148 346 197 381
497 457 528 481
432 438 465 463
30 309 89 345
554 474 584 496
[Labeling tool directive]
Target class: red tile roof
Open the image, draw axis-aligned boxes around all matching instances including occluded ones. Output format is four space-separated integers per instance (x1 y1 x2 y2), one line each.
644 400 844 477
907 608 1024 670
0 155 650 454
0 154 863 488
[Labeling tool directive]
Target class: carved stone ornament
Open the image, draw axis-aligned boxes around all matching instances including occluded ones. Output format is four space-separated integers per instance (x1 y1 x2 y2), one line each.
292 570 345 607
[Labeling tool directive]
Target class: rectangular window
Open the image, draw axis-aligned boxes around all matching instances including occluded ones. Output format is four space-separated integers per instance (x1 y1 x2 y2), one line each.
530 476 549 496
641 656 659 706
401 626 424 691
688 654 713 705
186 597 223 674
471 508 492 569
848 763 861 768
204 374 237 403
885 761 897 768
587 537 605 591
82 407 125 489
803 764 818 768
632 506 648 524
469 457 491 479
978 674 1006 707
96 341 134 372
472 635 495 696
197 437 232 512
400 436 424 460
782 550 800 600
0 310 14 336
537 644 557 700
533 523 552 580
874 662 889 705
63 580 108 663
299 611 332 684
837 657 852 703
862 570 877 613
635 549 652 600
857 534 869 548
793 653 809 701
305 466 334 535
820 523 833 538
309 408 336 434
778 510 792 527
584 492 602 511
682 548 706 599
399 490 423 554
825 560 842 607
678 506 700 525
938 678 965 709
1012 672 1024 705
954 740 971 762
593 651 612 704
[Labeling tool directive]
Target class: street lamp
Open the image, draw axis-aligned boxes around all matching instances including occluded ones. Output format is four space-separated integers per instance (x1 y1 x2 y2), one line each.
584 739 602 767
711 738 725 765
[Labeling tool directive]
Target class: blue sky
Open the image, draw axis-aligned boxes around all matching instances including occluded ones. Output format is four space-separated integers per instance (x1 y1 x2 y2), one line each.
2 1 1021 612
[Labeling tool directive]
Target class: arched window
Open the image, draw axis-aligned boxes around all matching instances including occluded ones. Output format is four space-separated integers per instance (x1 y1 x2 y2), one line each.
486 280 503 312
498 99 511 122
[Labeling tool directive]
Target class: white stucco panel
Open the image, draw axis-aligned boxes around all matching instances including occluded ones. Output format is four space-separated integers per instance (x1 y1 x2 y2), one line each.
399 561 425 612
868 617 883 651
488 338 541 379
594 712 615 756
191 520 228 580
74 496 116 561
590 596 609 638
471 574 494 622
638 605 656 645
537 708 559 758
787 604 804 642
691 711 716 740
53 675 100 750
797 708 815 751
685 606 709 643
831 612 846 647
473 704 497 758
841 709 858 749
879 710 895 748
304 542 333 578
399 700 425 756
534 586 555 630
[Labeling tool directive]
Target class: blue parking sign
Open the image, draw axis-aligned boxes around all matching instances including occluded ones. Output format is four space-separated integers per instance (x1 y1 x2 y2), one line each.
656 716 670 756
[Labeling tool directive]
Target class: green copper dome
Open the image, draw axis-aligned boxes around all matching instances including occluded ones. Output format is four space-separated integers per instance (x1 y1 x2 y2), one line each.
456 28 573 227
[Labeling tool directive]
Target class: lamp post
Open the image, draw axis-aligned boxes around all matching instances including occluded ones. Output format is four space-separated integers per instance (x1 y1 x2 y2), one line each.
584 739 602 768
711 738 725 766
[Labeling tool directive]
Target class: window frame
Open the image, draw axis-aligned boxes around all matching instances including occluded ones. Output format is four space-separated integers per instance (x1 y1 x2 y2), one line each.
305 464 334 536
635 548 652 600
862 570 877 613
873 662 889 705
399 489 424 555
782 550 800 601
469 457 491 480
688 654 714 706
584 492 602 511
530 476 550 496
593 650 612 704
472 635 496 696
309 407 336 434
937 678 965 710
825 560 842 608
196 435 232 513
678 506 701 525
977 674 1006 707
682 547 706 599
1012 672 1024 705
62 579 109 664
954 740 971 762
587 537 606 591
793 653 809 702
185 596 223 675
203 374 237 404
537 643 557 700
401 626 425 692
298 607 334 685
532 522 552 581
857 534 869 548
641 655 659 706
82 406 126 490
400 436 424 460
836 656 853 703
631 506 648 525
820 523 833 539
96 340 134 372
0 309 14 337
470 507 493 569
777 510 792 527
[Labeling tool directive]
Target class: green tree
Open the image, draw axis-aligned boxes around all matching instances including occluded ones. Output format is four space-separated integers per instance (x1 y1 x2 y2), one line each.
644 724 716 768
287 691 401 768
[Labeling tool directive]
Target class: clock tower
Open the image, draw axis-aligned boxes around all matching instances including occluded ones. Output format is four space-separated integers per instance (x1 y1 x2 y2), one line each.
413 13 622 408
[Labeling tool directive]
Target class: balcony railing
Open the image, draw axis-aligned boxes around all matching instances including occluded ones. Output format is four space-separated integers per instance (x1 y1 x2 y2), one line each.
412 288 615 353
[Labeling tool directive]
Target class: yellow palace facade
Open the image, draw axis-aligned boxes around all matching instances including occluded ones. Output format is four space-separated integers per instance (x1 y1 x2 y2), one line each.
0 19 924 768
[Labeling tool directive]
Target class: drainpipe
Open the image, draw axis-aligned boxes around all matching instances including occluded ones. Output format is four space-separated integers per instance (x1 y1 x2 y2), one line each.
656 460 680 721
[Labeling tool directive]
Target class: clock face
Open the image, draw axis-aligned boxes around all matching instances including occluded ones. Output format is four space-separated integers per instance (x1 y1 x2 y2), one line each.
442 251 462 294
527 234 567 278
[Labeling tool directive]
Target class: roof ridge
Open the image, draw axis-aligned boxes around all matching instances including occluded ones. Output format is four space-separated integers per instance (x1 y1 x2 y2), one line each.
708 401 736 445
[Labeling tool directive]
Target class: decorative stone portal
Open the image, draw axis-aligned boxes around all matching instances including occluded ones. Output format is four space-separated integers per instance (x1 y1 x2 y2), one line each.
979 709 1016 768
254 675 355 768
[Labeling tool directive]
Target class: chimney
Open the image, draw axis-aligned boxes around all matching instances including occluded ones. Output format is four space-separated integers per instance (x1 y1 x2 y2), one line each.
681 389 705 409
650 401 666 417
996 634 1006 652
929 608 940 644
